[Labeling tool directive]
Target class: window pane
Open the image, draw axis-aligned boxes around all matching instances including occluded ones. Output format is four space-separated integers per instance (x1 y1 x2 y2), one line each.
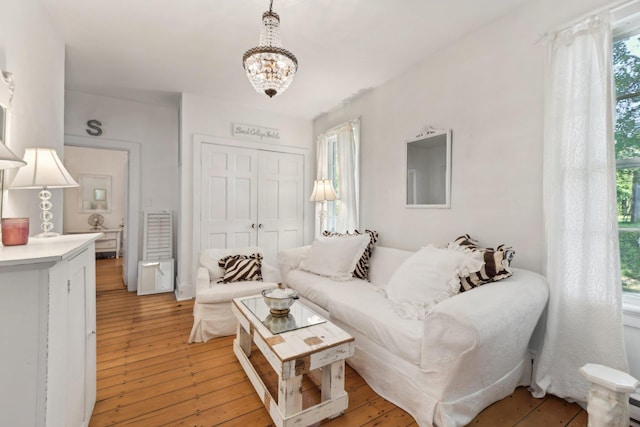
614 37 640 99
617 166 640 294
619 230 640 293
615 98 640 161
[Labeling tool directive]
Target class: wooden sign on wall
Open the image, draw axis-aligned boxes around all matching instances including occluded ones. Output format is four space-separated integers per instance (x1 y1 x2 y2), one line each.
232 123 280 142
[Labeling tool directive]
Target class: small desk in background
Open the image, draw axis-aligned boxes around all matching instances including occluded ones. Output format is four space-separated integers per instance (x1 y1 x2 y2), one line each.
66 228 122 258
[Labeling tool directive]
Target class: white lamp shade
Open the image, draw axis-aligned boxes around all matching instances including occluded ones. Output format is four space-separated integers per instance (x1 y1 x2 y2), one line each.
309 179 337 202
0 142 26 169
10 147 78 189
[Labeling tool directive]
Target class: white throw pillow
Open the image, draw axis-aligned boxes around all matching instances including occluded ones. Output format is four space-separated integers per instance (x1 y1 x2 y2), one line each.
384 245 484 320
298 234 371 281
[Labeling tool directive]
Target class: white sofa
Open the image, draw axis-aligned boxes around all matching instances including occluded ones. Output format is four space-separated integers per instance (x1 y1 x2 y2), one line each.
188 246 281 343
278 245 549 427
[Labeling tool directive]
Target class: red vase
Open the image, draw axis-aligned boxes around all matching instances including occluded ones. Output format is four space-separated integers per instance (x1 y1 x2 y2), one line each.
1 218 29 246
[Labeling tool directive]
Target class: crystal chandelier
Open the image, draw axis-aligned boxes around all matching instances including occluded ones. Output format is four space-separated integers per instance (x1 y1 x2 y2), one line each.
242 0 298 98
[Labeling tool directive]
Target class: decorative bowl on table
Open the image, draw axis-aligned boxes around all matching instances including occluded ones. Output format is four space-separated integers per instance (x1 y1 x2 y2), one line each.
262 287 299 317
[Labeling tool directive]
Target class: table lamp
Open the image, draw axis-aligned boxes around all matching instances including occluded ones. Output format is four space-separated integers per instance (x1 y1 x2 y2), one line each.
10 147 78 237
309 179 337 235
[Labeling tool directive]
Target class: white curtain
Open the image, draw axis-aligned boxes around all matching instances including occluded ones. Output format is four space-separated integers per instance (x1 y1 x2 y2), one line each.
532 12 628 403
314 119 360 236
335 119 359 232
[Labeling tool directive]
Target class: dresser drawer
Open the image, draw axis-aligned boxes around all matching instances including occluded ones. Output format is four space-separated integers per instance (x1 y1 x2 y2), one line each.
96 239 117 250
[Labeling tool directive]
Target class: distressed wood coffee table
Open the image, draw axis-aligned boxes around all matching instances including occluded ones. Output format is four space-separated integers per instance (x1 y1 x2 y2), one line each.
231 295 355 427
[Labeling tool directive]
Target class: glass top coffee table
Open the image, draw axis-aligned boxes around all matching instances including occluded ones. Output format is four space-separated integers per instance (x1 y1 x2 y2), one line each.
241 295 326 334
232 294 355 427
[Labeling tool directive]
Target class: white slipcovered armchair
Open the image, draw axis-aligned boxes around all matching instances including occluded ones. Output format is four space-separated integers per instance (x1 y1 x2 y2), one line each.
188 246 281 343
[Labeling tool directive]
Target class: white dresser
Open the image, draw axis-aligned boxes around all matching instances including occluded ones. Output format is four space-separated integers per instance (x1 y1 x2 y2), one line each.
0 234 101 427
67 228 122 258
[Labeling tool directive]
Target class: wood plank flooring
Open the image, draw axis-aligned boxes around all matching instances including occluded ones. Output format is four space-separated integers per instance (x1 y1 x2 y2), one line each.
90 258 587 426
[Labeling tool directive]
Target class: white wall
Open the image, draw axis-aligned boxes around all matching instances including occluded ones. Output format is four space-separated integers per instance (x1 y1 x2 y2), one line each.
62 146 127 231
314 0 614 274
624 303 640 381
64 91 179 214
0 0 65 234
178 93 313 299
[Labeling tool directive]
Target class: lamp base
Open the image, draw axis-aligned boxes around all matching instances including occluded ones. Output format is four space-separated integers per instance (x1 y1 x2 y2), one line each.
33 231 60 238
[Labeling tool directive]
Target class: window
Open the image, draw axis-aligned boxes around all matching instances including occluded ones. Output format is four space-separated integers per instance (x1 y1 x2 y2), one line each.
614 32 640 294
315 119 360 234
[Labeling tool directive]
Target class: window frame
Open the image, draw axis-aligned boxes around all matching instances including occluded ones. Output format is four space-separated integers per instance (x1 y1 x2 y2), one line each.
613 24 640 305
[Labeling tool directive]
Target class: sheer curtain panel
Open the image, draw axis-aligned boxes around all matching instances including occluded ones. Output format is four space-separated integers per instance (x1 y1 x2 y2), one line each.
314 119 360 236
335 120 359 233
532 13 629 404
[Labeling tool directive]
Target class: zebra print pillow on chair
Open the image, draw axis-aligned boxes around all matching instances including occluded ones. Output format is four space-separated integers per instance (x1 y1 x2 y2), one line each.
217 253 263 283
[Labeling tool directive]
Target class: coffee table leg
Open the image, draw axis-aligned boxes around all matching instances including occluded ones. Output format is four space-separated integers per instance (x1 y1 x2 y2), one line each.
322 360 345 402
278 374 302 416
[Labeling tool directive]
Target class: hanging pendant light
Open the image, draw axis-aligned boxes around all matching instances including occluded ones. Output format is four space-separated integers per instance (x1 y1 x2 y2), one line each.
242 0 298 98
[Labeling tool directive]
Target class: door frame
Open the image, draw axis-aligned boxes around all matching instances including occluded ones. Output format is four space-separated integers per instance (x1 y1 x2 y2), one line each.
65 134 141 291
192 134 309 277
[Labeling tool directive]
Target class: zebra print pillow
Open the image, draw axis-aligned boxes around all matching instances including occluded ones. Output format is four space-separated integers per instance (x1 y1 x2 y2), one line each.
322 229 379 280
449 234 515 292
217 253 263 283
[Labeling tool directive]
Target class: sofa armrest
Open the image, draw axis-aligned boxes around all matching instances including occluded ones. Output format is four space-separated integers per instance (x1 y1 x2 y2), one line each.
421 269 549 396
277 245 311 283
196 266 211 295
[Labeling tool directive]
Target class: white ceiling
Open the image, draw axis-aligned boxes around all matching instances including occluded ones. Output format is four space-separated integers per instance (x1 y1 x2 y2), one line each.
42 0 529 119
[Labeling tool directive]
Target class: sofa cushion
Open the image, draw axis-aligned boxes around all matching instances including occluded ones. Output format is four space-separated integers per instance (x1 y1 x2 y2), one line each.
217 253 263 283
367 246 413 288
200 246 264 281
197 281 277 304
328 284 424 365
286 269 363 311
298 234 370 281
322 229 379 280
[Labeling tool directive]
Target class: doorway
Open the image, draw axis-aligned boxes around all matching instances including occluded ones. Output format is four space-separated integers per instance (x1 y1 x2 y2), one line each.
63 146 128 285
63 135 141 291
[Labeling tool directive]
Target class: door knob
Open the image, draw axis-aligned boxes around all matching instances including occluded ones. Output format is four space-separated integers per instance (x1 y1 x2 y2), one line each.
258 224 263 229
251 223 256 229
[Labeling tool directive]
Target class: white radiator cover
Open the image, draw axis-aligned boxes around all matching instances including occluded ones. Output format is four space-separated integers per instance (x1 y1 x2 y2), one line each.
142 211 173 260
631 393 640 427
138 211 174 295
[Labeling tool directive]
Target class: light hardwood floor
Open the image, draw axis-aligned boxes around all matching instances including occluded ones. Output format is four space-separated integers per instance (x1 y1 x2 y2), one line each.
90 258 587 426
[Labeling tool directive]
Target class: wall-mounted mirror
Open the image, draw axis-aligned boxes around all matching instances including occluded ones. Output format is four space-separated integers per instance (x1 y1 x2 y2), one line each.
78 174 112 213
0 72 14 143
0 71 19 220
406 128 451 208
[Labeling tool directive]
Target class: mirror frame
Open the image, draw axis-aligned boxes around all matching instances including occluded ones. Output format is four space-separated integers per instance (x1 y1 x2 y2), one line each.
78 174 112 213
405 128 452 209
0 71 15 145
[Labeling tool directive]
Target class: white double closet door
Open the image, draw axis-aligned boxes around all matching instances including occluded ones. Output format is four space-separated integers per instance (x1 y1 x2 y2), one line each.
199 142 304 267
